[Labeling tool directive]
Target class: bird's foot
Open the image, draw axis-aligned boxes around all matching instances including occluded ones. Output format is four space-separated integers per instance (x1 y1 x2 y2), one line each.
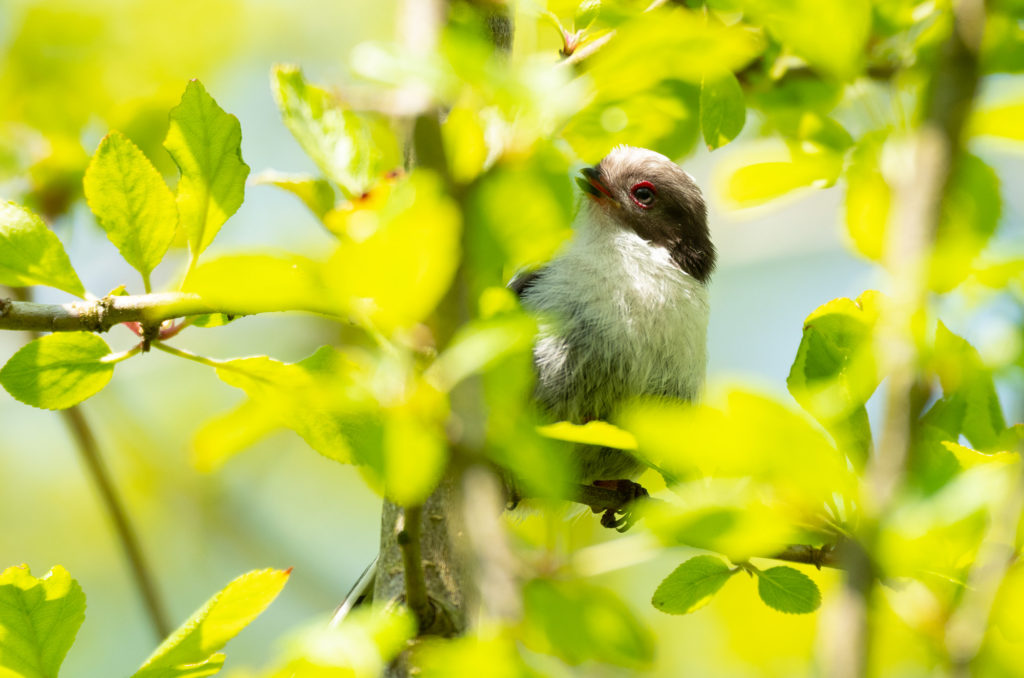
592 479 649 532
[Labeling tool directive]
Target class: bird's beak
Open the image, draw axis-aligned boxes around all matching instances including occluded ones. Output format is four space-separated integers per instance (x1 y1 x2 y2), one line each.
576 165 618 206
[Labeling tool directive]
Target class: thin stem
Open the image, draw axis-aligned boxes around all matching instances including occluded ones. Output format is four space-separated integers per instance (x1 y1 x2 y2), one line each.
151 341 225 369
397 505 433 629
8 286 172 641
102 344 144 365
60 406 173 639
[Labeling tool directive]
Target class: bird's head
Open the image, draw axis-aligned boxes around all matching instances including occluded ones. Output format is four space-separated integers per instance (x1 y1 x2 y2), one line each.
576 145 716 283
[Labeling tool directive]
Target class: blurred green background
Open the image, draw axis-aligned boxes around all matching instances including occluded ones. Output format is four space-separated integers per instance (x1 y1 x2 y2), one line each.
0 0 1020 676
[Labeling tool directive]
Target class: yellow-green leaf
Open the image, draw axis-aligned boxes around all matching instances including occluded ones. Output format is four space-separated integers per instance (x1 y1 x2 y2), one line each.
164 80 250 259
701 71 746 150
0 332 114 410
272 65 400 199
83 130 177 284
133 569 289 678
652 555 736 615
755 565 821 614
251 169 335 221
971 101 1024 142
724 149 842 207
844 135 890 261
326 172 460 331
536 420 638 451
0 201 85 297
0 565 85 678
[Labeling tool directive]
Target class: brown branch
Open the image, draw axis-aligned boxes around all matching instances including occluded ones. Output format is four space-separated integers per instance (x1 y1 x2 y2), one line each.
0 293 224 333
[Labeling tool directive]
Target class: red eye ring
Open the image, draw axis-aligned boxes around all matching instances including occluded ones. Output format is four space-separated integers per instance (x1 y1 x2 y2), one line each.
629 181 657 209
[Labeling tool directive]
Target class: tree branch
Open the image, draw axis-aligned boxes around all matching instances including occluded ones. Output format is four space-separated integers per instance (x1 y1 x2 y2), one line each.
0 293 226 333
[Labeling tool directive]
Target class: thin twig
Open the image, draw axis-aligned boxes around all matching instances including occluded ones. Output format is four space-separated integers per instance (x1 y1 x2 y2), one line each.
60 406 172 639
397 505 433 630
7 286 172 640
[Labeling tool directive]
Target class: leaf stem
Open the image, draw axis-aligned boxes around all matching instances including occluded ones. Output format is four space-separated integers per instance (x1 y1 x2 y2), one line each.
102 344 144 364
151 341 225 369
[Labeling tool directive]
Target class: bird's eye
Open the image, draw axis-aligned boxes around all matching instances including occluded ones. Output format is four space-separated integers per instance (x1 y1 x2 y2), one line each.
629 182 657 209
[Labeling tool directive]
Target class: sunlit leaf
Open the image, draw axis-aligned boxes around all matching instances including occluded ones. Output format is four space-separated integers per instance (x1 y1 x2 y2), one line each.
468 151 574 275
251 170 336 221
377 399 449 506
0 201 85 297
924 323 1007 450
652 555 736 615
326 171 460 331
740 0 870 79
183 253 337 317
972 100 1024 141
213 348 360 464
164 79 250 259
271 607 416 677
133 569 289 678
0 565 85 678
442 104 489 185
701 71 746 150
724 148 843 207
193 399 279 472
428 313 537 391
844 134 890 260
536 421 638 450
417 631 533 678
942 440 1019 470
755 566 821 614
931 153 1001 292
787 291 881 467
522 578 654 667
622 390 854 508
640 481 801 562
272 65 401 199
562 81 701 161
83 130 177 285
588 9 761 94
0 332 114 410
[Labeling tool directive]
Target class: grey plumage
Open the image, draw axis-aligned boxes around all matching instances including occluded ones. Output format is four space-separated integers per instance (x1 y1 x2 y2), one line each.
516 146 714 483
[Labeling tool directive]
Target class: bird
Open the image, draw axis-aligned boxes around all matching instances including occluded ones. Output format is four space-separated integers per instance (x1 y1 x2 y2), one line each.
332 145 715 621
509 145 714 525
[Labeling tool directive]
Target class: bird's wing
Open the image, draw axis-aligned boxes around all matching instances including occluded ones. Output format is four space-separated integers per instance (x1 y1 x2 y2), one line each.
507 268 546 298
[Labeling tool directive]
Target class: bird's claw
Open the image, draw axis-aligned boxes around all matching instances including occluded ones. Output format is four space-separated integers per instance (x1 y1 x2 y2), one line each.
593 479 649 532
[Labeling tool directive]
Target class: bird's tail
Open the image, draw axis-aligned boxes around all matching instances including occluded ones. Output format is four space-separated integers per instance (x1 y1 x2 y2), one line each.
329 555 378 627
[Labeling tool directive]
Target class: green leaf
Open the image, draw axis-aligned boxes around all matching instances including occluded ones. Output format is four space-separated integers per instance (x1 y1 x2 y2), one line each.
575 0 601 29
0 565 86 678
755 566 821 614
725 149 843 207
427 313 537 391
83 130 177 284
182 253 337 317
132 569 289 678
787 291 881 467
588 9 761 93
700 72 746 150
844 134 890 261
325 171 461 331
652 555 736 615
251 169 335 221
924 323 1007 450
522 578 654 667
0 332 114 410
931 154 1001 292
164 80 250 259
212 348 358 465
192 399 278 472
971 100 1024 141
536 420 637 450
271 64 400 199
417 633 533 678
740 0 871 80
0 201 85 297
